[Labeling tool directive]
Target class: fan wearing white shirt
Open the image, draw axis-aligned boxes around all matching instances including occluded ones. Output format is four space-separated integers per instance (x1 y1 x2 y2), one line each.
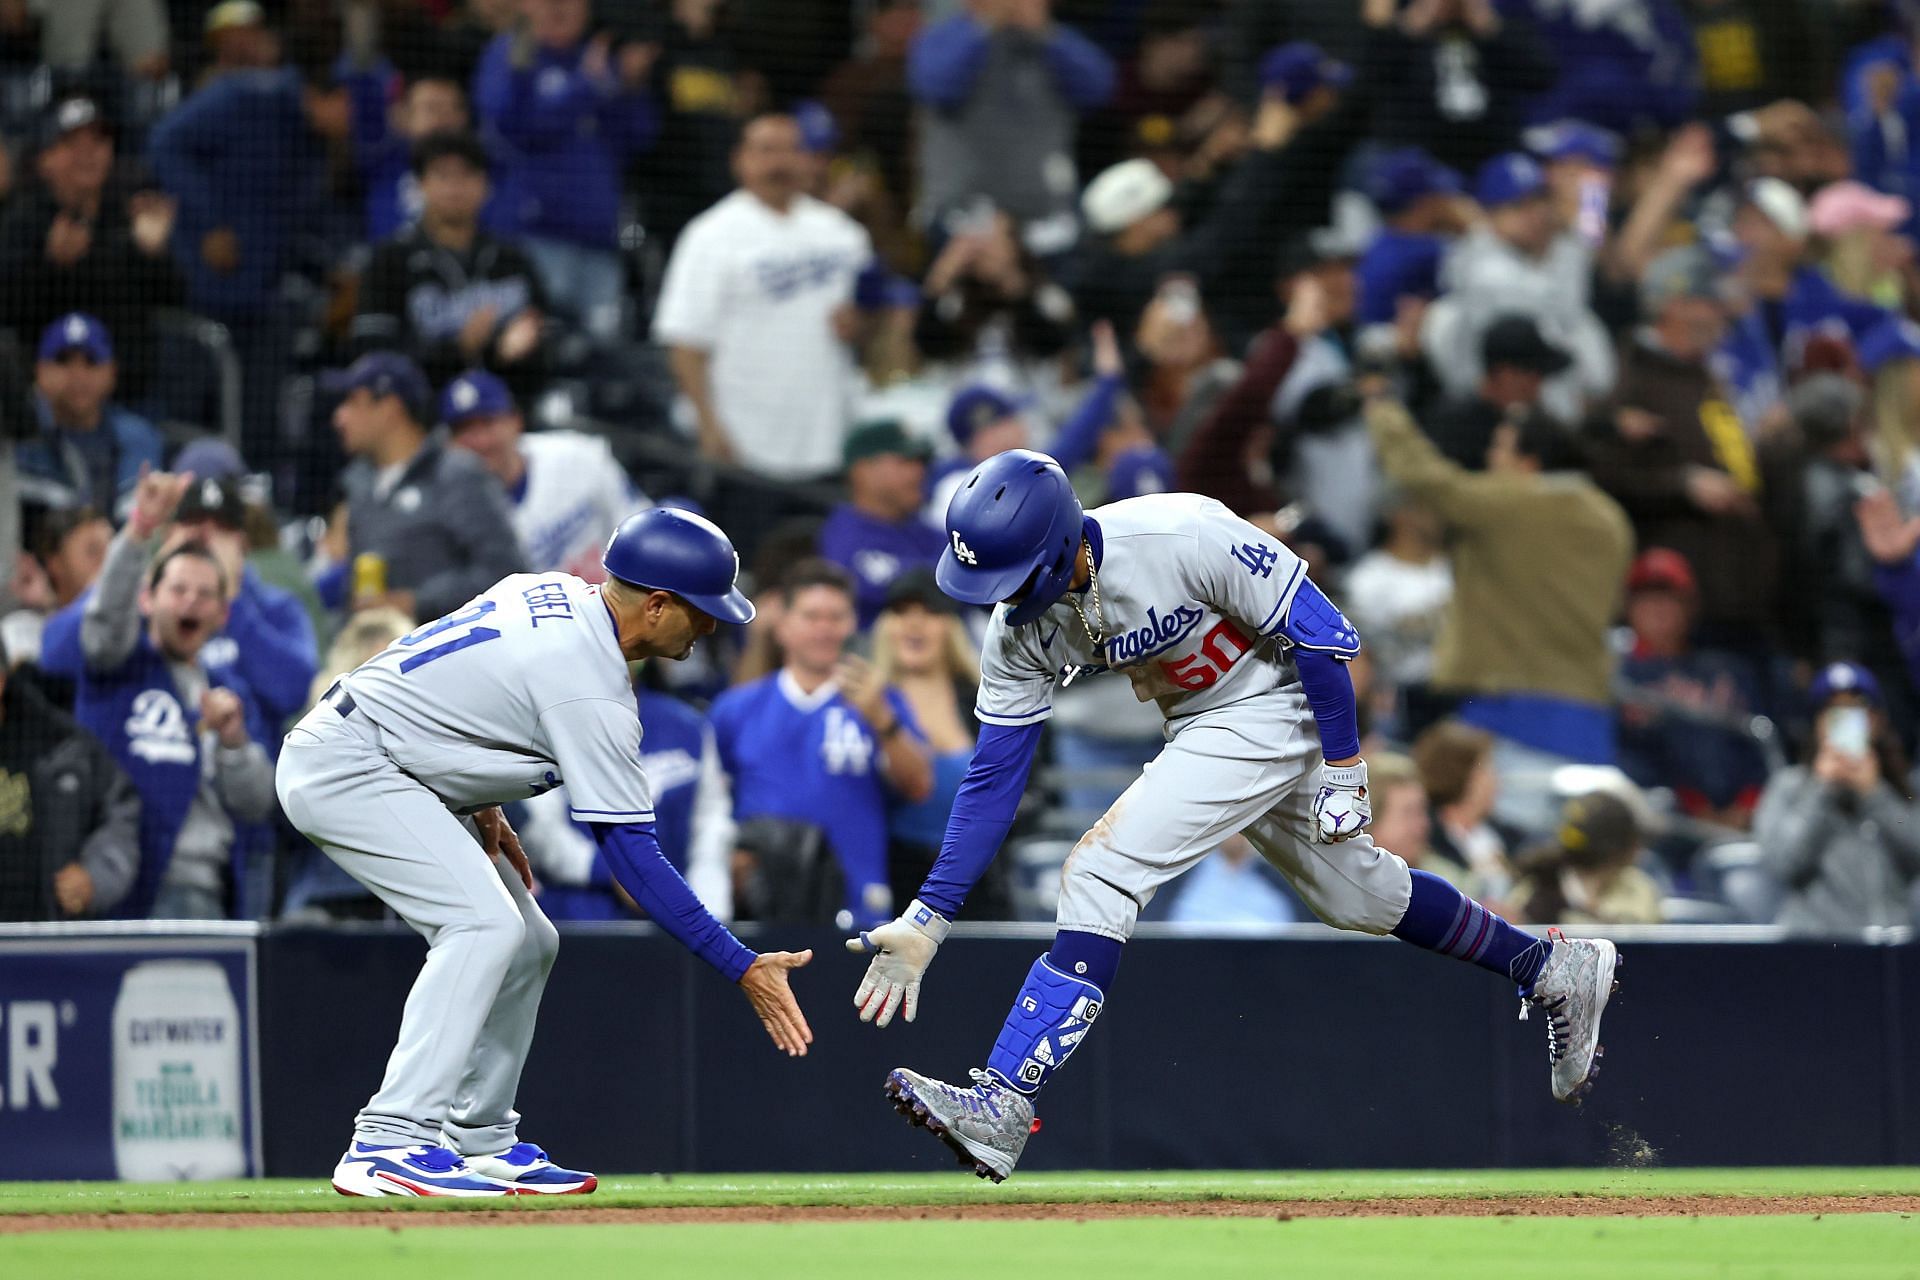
653 113 873 480
441 369 644 582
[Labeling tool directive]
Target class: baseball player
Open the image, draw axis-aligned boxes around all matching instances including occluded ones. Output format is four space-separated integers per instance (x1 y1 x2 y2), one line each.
277 508 813 1198
849 450 1620 1182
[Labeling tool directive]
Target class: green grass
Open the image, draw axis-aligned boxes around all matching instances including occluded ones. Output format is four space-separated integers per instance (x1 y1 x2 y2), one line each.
2 1166 1917 1216
3 1216 1918 1280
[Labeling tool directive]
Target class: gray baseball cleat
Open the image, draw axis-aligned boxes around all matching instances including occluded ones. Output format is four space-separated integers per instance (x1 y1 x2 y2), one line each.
1522 929 1621 1103
884 1067 1034 1183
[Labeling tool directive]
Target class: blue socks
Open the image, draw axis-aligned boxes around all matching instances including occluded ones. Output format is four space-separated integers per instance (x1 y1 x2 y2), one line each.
1392 869 1550 990
984 931 1120 1095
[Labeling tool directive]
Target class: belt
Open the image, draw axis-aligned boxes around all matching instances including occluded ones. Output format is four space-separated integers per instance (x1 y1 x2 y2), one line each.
322 680 357 718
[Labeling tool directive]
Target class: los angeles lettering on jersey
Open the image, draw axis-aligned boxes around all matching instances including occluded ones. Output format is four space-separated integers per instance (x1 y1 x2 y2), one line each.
1102 604 1204 666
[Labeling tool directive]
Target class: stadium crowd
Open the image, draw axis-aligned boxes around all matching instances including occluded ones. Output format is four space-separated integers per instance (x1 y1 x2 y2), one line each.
1 0 1919 936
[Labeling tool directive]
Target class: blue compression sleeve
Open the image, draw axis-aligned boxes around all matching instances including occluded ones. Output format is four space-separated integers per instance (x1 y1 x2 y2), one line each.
918 721 1045 919
1293 649 1361 762
593 822 755 982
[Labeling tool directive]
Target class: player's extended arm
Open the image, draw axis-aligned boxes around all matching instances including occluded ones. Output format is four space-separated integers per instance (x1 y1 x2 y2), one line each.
1272 577 1372 844
845 720 1043 1026
592 821 813 1055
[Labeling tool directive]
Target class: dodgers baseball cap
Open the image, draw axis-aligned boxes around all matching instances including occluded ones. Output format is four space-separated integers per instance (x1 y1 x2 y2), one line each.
1366 148 1463 215
1473 152 1548 208
1527 119 1623 169
177 475 247 529
441 368 515 427
39 95 109 148
1259 42 1351 105
1082 158 1174 235
1808 661 1882 708
172 437 247 480
946 385 1029 445
322 351 432 422
38 312 113 363
1106 445 1175 500
791 99 840 155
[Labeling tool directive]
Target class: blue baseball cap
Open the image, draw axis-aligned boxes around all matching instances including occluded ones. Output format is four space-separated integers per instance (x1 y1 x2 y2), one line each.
946 385 1030 445
1106 446 1175 500
1259 42 1352 105
792 99 840 155
440 368 516 426
1366 148 1463 215
38 312 113 363
1808 661 1882 707
1473 152 1548 208
172 437 246 480
1528 120 1623 169
322 351 432 422
854 261 920 310
1857 318 1920 374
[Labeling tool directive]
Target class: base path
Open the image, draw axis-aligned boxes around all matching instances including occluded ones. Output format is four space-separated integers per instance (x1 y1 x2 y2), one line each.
5 1194 1917 1233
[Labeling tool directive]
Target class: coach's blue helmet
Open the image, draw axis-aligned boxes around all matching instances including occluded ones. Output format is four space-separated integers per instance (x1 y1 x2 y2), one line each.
937 449 1084 627
602 508 755 624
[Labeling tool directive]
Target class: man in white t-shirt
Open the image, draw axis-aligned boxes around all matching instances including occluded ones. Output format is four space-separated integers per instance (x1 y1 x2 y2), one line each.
442 369 644 581
653 113 873 480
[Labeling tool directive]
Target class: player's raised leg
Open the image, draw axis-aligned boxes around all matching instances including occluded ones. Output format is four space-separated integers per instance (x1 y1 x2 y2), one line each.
1246 784 1620 1103
443 859 595 1194
278 715 527 1197
883 712 1307 1181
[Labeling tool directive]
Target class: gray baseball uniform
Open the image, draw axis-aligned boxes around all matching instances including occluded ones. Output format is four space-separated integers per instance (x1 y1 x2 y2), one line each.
976 493 1412 940
276 572 652 1153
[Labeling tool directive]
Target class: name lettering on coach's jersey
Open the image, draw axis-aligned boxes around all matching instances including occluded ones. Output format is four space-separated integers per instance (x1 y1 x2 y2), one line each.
1102 604 1204 666
521 582 574 626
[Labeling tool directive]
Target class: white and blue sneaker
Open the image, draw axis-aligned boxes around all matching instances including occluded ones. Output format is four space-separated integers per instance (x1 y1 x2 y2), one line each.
463 1143 598 1195
331 1142 518 1198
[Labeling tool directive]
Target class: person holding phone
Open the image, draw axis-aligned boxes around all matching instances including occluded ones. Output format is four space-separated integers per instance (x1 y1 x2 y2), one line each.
1754 662 1920 933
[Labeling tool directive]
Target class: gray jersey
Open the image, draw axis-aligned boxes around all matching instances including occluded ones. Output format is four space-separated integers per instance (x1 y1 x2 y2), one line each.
975 494 1310 728
336 573 651 822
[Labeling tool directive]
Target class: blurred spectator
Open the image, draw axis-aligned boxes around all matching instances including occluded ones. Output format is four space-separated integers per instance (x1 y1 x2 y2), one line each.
1080 0 1219 178
343 61 474 242
1368 750 1468 887
0 638 141 922
654 113 872 478
1685 0 1828 118
1863 320 1920 504
1425 152 1615 425
16 313 164 521
2 505 109 669
1174 319 1296 517
147 50 351 457
351 130 548 395
1420 314 1567 471
1411 719 1514 906
439 0 521 88
442 368 641 580
77 471 276 918
819 420 942 630
1342 494 1451 695
819 0 919 205
1164 833 1299 925
1219 0 1371 103
1358 0 1555 175
1615 548 1770 828
39 0 168 78
1366 392 1633 779
932 385 1034 517
520 679 736 920
914 206 1076 380
710 559 932 928
908 0 1114 246
170 436 328 647
0 96 183 405
326 352 525 623
1809 180 1914 311
871 570 1011 915
1354 148 1465 361
201 0 279 82
1755 661 1920 933
1857 485 1920 698
1585 247 1777 646
1523 0 1698 136
158 473 318 729
1511 790 1665 926
641 0 751 248
473 0 659 342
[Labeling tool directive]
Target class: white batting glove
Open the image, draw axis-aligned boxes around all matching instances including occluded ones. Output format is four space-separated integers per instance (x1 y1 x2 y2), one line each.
846 898 950 1027
1313 759 1371 844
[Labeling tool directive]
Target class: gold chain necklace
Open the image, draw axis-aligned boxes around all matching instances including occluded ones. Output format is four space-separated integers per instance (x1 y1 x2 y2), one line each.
1074 551 1106 647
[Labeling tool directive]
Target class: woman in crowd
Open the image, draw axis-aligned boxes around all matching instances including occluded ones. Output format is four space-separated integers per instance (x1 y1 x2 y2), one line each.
1511 790 1665 927
1412 720 1518 910
1754 662 1920 933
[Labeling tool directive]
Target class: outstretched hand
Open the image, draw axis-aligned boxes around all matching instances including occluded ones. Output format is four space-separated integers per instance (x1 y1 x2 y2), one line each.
475 805 533 890
741 950 815 1056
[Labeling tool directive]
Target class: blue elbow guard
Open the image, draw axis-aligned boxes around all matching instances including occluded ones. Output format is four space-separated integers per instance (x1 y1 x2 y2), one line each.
1276 577 1360 659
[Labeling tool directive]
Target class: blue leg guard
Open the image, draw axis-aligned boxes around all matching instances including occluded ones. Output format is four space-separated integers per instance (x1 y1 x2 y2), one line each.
985 954 1106 1095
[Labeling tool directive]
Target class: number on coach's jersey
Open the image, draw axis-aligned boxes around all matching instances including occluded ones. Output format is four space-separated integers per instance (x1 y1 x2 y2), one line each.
397 600 502 673
1158 619 1252 691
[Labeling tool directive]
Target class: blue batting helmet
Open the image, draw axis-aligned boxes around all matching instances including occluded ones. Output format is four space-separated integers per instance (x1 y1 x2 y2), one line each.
602 508 755 624
936 449 1084 627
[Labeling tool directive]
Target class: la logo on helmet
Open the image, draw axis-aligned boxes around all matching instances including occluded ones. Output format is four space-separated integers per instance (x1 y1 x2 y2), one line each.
951 531 977 566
